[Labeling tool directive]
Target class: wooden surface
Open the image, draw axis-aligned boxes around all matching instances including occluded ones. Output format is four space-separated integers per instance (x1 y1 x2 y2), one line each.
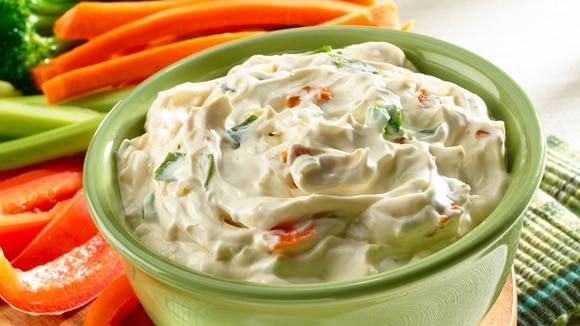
480 272 518 326
0 272 517 325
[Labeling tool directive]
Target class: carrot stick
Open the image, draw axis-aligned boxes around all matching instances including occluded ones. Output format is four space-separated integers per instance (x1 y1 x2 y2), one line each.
83 275 141 326
321 2 400 28
41 31 261 103
0 171 82 214
56 0 212 40
33 0 363 83
343 0 375 4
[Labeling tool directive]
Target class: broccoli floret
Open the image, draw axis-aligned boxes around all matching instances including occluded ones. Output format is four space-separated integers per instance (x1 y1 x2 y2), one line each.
0 0 74 94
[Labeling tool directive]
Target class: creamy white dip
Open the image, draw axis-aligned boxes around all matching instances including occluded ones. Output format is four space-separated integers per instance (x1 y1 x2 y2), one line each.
117 42 509 283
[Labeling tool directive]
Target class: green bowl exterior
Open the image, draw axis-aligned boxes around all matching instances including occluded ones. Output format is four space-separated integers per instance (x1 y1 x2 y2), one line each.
84 27 544 325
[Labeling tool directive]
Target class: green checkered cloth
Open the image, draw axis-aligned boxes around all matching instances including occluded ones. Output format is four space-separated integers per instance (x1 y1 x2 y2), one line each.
516 136 580 326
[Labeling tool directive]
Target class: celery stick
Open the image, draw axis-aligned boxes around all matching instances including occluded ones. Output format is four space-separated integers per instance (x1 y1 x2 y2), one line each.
62 87 135 112
0 115 104 171
0 81 21 97
0 100 101 138
4 95 46 105
6 87 135 112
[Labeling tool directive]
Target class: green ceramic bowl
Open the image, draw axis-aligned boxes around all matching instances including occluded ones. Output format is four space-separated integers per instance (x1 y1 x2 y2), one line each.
84 27 544 325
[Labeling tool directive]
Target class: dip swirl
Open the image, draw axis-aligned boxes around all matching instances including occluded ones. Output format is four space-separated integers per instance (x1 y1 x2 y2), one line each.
117 42 509 283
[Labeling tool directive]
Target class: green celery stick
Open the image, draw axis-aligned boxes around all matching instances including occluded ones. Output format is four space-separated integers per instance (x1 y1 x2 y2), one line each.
62 87 135 112
0 114 104 171
0 100 101 138
5 87 135 112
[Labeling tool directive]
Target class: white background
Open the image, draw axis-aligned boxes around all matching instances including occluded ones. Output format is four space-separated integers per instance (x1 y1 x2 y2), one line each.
399 0 580 149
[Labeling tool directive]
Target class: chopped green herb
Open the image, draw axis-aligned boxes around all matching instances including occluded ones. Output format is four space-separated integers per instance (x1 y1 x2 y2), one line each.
141 192 157 222
328 53 381 75
221 83 236 93
227 114 258 149
313 45 333 53
385 105 402 137
227 130 241 149
370 102 403 140
419 125 440 135
230 115 258 132
204 153 215 188
154 152 185 181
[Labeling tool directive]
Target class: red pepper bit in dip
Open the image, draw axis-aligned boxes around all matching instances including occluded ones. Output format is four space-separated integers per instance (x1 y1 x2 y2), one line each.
475 130 490 138
286 95 301 108
269 224 316 252
316 87 333 103
451 204 463 211
417 89 428 107
280 150 288 163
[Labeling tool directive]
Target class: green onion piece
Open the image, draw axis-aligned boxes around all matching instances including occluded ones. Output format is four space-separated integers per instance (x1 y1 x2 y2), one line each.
204 153 215 188
227 114 258 149
370 102 403 140
154 152 185 181
328 53 381 75
231 115 258 132
141 192 157 222
419 125 440 135
385 105 402 137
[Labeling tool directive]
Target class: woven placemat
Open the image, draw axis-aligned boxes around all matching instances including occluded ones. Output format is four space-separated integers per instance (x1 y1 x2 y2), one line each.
515 136 580 326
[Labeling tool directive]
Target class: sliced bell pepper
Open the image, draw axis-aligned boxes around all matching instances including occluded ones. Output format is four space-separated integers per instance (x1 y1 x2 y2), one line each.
122 304 155 326
0 155 83 184
83 275 140 326
0 200 69 260
0 234 124 315
269 223 316 252
12 191 98 270
0 170 82 214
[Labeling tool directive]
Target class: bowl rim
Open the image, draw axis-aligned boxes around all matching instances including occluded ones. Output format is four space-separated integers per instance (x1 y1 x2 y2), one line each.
84 26 544 300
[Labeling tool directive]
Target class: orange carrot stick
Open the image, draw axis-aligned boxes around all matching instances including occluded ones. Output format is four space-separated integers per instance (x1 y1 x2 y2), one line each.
343 0 375 4
41 31 261 103
33 0 362 83
83 275 141 326
55 0 213 40
321 2 400 28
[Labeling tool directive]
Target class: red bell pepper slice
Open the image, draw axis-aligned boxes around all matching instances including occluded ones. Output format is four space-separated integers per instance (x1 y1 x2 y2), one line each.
0 200 69 260
83 275 141 326
0 170 82 214
0 155 83 183
122 304 155 326
269 223 316 252
11 190 98 270
0 234 124 315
